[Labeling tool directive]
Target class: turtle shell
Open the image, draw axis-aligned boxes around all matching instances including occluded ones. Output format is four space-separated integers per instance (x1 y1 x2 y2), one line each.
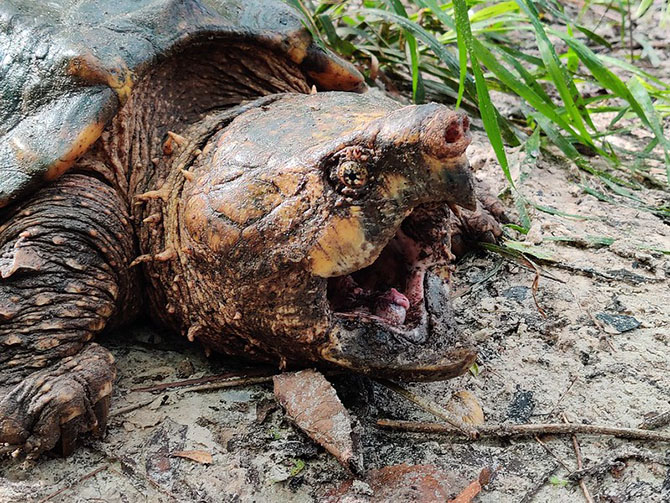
0 0 364 207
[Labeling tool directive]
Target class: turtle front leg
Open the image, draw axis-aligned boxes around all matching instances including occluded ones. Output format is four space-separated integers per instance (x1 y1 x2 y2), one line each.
0 174 138 460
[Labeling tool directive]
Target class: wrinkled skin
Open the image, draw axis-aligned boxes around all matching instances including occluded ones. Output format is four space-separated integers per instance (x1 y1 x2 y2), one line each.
0 1 504 461
165 92 499 380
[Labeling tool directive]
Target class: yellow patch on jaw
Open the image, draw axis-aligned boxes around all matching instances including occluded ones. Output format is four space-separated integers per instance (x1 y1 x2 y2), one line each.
382 173 410 200
309 211 375 277
45 121 106 181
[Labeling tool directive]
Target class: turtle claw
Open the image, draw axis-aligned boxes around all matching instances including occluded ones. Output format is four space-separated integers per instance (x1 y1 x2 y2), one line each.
450 181 508 257
0 343 116 460
56 393 110 456
58 418 79 457
92 395 111 439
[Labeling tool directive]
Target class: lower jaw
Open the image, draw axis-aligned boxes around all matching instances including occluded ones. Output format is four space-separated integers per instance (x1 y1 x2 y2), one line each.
320 270 477 382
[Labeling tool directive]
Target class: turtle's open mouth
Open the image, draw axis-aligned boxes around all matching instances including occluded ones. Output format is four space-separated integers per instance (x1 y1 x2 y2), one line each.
326 202 453 332
320 202 475 381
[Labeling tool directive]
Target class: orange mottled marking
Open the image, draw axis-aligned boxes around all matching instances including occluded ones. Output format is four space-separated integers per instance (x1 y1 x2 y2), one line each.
45 121 106 182
309 212 376 277
67 54 134 104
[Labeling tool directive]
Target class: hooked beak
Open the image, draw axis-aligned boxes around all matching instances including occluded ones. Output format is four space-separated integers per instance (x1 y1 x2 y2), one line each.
420 110 477 211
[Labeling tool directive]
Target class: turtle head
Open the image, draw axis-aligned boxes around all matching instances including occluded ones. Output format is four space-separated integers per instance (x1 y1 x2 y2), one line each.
181 92 477 380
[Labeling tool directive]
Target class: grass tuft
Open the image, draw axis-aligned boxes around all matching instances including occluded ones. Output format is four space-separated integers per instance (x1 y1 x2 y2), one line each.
286 0 670 215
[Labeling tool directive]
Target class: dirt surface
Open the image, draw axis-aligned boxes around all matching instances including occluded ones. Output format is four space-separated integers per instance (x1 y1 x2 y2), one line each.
1 3 669 503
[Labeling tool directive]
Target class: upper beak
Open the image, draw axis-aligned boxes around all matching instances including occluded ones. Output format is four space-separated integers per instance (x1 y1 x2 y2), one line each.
421 110 477 211
442 158 477 211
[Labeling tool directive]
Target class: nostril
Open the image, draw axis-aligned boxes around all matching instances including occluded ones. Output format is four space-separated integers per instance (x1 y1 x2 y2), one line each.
444 120 462 144
461 115 470 132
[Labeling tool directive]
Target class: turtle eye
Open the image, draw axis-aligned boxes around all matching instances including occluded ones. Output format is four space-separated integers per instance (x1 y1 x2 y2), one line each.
336 160 368 192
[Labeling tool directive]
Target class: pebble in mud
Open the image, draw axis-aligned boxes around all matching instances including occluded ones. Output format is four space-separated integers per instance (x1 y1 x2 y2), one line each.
507 387 536 423
596 312 641 333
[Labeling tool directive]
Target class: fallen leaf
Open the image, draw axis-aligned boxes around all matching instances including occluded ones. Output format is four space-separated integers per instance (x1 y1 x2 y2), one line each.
274 369 359 471
446 391 485 426
324 464 458 502
448 466 495 503
171 450 213 465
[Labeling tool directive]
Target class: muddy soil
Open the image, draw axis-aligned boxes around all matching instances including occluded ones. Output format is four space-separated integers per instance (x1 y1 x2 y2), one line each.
1 3 669 503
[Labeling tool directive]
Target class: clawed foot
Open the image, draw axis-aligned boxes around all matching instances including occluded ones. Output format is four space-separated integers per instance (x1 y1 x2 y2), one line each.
450 180 508 257
0 343 115 460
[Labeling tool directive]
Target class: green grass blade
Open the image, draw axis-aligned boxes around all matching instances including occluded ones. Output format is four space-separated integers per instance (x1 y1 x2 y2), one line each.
453 0 513 186
414 0 456 30
575 25 612 48
513 0 593 139
635 0 654 18
529 112 588 170
472 38 585 141
452 4 468 109
627 76 670 182
551 31 652 129
497 51 552 104
356 8 462 78
383 0 425 103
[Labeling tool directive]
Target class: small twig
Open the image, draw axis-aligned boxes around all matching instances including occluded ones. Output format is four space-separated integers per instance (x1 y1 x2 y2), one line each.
184 375 274 393
37 465 108 503
564 414 595 503
375 380 479 438
110 397 156 417
376 418 670 442
547 376 578 416
638 410 670 431
519 463 560 503
526 256 547 318
567 447 670 482
448 466 495 503
534 435 572 472
131 368 275 393
626 0 634 64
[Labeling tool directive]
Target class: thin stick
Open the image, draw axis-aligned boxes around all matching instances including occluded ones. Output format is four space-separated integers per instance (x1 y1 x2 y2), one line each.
519 464 559 503
131 368 274 393
626 0 634 64
564 414 594 503
376 418 670 442
534 435 572 472
527 256 547 318
568 447 670 482
547 376 578 416
110 397 156 417
37 465 108 503
375 380 479 438
638 410 670 431
184 375 274 393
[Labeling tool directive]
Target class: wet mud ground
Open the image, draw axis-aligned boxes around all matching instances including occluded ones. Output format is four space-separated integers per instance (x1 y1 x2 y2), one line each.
1 123 668 502
2 5 670 503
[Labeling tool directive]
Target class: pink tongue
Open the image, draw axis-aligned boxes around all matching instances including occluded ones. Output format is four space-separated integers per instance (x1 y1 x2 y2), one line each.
386 288 410 309
374 288 410 325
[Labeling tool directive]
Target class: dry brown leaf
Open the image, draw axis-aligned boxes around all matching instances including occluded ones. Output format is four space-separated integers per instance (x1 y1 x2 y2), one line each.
448 478 482 503
446 391 485 426
324 464 459 503
448 467 493 503
171 450 213 465
274 369 358 470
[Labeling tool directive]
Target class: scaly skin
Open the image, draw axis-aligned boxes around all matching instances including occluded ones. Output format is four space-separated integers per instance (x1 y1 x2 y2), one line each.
0 47 505 461
0 174 138 459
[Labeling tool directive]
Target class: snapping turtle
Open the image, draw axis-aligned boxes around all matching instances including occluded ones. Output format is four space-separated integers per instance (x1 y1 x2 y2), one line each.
0 0 505 459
